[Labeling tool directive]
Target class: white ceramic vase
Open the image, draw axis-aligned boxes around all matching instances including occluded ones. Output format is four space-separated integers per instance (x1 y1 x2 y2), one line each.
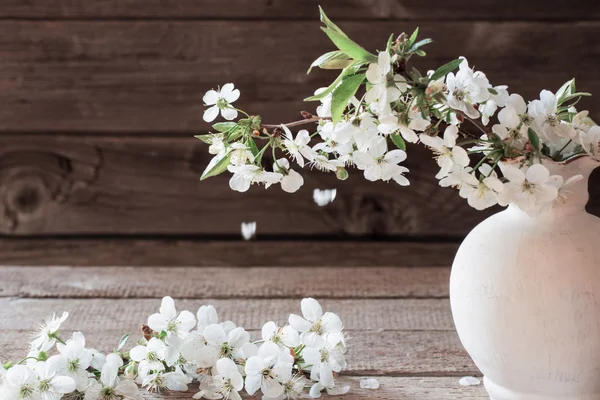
450 157 600 400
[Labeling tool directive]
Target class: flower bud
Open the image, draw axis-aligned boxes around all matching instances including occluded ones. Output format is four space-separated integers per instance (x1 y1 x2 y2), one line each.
37 351 49 362
336 167 349 181
124 362 137 380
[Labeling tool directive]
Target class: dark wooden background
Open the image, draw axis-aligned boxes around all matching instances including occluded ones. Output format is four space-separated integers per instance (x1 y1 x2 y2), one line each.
1 0 599 266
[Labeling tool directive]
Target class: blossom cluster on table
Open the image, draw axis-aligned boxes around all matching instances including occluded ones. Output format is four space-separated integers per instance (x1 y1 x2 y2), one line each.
0 297 349 400
197 7 599 215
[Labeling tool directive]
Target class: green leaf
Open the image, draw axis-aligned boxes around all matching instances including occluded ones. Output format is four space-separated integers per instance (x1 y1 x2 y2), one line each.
212 122 237 133
561 92 592 104
246 138 260 157
304 61 365 102
386 33 395 53
556 79 575 103
117 334 130 351
319 6 347 37
408 27 419 47
488 88 498 95
194 134 214 144
330 74 365 123
430 58 463 81
201 151 232 180
307 51 353 74
390 134 406 150
321 27 377 63
527 127 541 151
414 49 426 57
410 38 433 52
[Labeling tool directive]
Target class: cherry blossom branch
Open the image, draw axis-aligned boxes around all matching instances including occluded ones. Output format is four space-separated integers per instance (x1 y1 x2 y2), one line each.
261 115 330 130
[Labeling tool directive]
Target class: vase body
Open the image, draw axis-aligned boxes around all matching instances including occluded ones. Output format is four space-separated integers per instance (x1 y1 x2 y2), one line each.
450 157 600 400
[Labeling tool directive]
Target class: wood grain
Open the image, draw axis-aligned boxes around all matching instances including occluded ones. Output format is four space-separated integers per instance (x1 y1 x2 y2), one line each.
0 135 502 236
134 377 487 399
0 329 476 376
0 0 597 21
0 266 451 298
0 239 460 266
0 298 455 331
0 21 598 132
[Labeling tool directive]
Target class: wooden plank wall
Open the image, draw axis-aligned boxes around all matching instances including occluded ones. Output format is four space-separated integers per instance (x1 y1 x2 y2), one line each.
1 0 599 266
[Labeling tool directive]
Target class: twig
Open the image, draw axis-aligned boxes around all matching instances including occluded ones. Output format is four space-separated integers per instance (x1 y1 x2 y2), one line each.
262 116 329 129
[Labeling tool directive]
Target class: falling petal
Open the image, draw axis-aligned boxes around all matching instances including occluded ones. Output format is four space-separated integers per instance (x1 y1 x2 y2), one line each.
313 189 337 207
241 222 257 240
459 376 481 386
360 378 380 389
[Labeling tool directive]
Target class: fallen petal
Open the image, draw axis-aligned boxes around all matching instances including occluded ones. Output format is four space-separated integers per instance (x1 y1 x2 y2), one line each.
459 376 481 386
360 378 380 389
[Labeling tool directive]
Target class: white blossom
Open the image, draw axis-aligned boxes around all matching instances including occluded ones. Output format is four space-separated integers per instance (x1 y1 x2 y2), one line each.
352 137 410 185
282 126 314 167
228 165 283 192
30 312 69 352
274 159 304 193
420 125 470 178
445 58 490 118
499 163 559 213
529 90 576 142
203 83 241 122
193 358 244 400
289 298 343 349
579 125 600 159
244 342 292 398
148 296 196 344
261 321 300 348
365 51 407 110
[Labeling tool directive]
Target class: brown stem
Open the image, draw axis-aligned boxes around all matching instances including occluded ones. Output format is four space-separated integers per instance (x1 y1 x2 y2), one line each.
261 116 329 129
461 113 492 136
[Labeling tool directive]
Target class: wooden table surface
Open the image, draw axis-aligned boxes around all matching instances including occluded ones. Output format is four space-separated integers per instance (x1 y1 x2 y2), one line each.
0 266 488 399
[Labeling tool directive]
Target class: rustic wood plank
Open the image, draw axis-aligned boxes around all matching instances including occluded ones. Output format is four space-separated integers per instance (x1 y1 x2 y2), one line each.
0 266 451 298
0 329 477 376
0 298 455 331
0 135 502 236
0 0 597 21
144 376 487 399
136 377 487 399
0 21 598 132
0 239 460 266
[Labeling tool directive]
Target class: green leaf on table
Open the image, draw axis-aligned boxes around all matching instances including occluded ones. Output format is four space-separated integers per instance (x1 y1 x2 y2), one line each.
307 51 354 74
391 134 406 150
117 334 130 351
528 127 541 151
330 74 365 123
201 151 232 180
321 27 377 63
212 122 237 133
304 61 365 101
430 58 463 81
